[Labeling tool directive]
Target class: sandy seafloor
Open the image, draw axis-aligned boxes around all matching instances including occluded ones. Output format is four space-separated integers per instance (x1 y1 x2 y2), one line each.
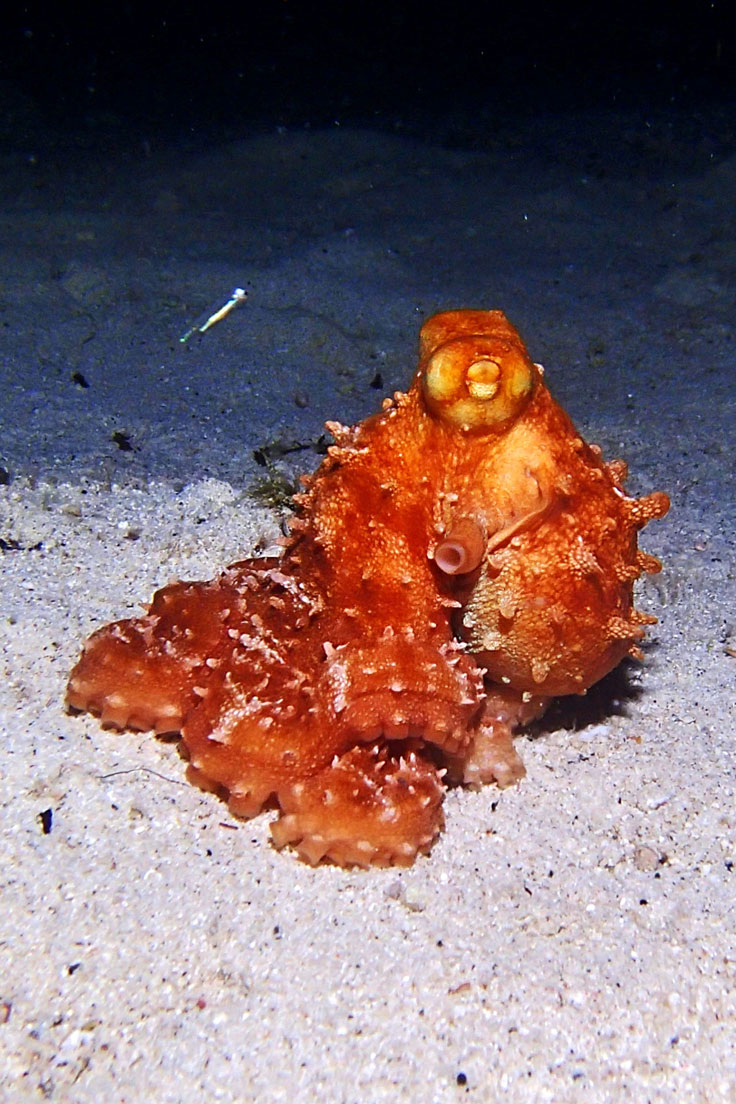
1 104 735 1102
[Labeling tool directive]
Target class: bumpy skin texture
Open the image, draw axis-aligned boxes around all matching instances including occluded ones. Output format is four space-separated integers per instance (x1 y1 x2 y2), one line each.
66 310 669 867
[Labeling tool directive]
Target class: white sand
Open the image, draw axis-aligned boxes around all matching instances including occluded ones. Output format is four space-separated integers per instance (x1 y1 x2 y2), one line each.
1 114 735 1101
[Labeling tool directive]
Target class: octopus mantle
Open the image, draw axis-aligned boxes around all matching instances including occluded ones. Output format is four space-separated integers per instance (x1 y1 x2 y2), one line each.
67 310 669 866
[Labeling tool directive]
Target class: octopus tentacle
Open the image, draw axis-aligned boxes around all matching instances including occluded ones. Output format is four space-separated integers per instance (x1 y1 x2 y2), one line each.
271 743 446 867
65 574 246 733
320 630 485 752
182 653 346 819
445 686 548 788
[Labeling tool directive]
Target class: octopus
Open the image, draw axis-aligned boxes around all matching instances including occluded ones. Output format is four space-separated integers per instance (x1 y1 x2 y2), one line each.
66 310 669 867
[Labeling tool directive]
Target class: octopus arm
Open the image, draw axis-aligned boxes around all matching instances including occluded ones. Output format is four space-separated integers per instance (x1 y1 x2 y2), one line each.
320 630 486 753
445 685 548 788
65 574 249 734
181 643 349 820
270 743 446 867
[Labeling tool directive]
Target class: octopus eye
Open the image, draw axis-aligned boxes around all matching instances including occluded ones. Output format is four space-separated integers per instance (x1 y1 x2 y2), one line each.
465 358 501 400
419 310 536 431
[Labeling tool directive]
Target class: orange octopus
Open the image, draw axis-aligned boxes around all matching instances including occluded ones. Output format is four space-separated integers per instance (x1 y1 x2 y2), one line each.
66 310 669 867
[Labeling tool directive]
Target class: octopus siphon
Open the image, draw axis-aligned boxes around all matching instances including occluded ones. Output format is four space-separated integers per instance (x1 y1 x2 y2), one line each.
66 310 669 866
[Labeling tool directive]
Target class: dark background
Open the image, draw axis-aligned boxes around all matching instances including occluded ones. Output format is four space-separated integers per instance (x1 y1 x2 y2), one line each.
2 1 736 146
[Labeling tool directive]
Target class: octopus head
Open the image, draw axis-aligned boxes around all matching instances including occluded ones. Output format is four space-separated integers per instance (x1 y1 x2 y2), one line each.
419 309 536 431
